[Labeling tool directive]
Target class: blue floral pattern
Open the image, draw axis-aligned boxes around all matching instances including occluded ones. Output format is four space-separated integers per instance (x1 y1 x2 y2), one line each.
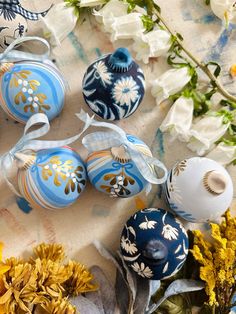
120 208 189 280
82 49 145 120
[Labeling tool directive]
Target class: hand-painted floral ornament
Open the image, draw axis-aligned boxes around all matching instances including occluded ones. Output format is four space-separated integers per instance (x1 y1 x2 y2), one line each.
120 208 189 280
164 157 234 222
78 114 168 197
17 147 87 210
0 111 94 210
0 38 65 124
0 0 51 51
82 47 145 120
0 61 65 123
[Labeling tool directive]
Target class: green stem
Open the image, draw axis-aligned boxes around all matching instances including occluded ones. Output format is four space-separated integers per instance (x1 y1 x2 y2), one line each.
154 8 236 103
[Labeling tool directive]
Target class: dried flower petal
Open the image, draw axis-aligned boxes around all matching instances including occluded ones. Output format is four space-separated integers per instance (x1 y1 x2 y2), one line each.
191 210 236 308
34 243 65 262
65 261 98 296
40 297 76 314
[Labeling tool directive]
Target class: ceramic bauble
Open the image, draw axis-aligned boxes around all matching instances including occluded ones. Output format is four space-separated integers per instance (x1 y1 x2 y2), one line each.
0 14 28 52
0 61 65 124
86 135 153 198
164 157 234 222
82 47 145 120
120 208 188 280
17 147 87 210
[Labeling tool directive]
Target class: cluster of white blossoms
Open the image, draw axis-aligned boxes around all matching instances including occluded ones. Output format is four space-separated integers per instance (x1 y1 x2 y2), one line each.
94 0 172 64
150 66 235 163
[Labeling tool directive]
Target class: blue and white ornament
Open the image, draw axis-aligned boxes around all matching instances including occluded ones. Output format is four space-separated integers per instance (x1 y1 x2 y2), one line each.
79 114 168 198
82 47 145 120
120 208 189 280
17 147 87 210
164 157 234 222
0 61 65 123
86 135 153 197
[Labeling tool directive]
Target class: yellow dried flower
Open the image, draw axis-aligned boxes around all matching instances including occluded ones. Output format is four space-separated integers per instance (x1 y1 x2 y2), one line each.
0 243 10 314
33 258 72 299
191 209 236 310
65 261 98 296
40 297 77 314
0 262 38 314
0 243 97 313
34 243 65 262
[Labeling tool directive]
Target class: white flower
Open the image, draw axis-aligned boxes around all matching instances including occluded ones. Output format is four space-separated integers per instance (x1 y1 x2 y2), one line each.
41 3 78 45
80 0 105 7
162 224 179 240
210 0 236 25
139 216 157 230
160 96 194 142
131 262 153 278
206 142 236 166
132 29 171 64
110 13 145 41
94 61 112 86
93 0 128 33
151 67 192 105
187 115 230 155
112 76 139 106
121 236 138 255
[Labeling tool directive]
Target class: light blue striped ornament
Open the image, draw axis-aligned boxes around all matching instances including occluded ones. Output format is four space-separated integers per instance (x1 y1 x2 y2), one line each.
86 135 153 198
18 147 87 210
0 61 65 124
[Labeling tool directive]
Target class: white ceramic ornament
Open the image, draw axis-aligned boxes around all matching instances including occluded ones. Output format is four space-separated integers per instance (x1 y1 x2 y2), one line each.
0 14 27 52
164 157 234 222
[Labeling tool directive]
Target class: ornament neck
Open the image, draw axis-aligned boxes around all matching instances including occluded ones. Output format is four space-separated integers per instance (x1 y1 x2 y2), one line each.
108 47 133 72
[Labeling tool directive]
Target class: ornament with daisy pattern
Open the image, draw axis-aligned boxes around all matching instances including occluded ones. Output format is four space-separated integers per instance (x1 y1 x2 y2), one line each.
0 61 65 124
120 208 189 280
82 47 145 120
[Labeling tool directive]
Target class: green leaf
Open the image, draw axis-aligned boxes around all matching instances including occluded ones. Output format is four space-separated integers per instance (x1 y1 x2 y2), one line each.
154 295 191 314
176 33 184 41
64 0 80 17
207 61 221 78
220 99 236 110
141 15 155 31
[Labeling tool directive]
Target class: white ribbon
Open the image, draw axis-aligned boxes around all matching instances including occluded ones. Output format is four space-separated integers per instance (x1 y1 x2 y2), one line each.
0 36 50 63
0 111 95 196
77 112 168 185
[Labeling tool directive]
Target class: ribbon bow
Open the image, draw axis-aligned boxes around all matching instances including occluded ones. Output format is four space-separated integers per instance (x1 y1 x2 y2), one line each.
77 112 168 185
0 111 95 196
0 36 50 63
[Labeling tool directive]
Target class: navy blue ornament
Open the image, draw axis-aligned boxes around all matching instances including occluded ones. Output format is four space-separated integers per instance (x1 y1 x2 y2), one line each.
82 47 145 120
120 208 188 280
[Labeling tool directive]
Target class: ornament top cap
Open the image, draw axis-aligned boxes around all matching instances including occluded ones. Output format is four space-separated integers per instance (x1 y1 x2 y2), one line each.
108 47 133 73
203 170 228 195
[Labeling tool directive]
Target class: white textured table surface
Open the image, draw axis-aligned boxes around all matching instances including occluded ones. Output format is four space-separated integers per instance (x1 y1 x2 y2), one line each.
0 0 235 284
